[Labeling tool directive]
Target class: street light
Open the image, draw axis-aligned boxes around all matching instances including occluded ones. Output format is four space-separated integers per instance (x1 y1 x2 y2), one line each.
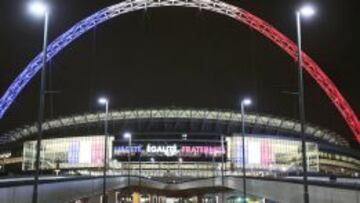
241 98 252 202
182 133 187 140
296 5 315 203
28 1 48 17
300 5 315 17
124 132 132 186
242 98 252 106
220 135 225 181
98 97 109 203
29 1 50 203
178 157 183 182
98 97 108 105
220 135 225 203
124 132 132 140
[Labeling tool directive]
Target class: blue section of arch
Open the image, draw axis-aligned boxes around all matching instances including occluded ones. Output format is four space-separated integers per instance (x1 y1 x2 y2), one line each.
0 2 358 143
0 8 110 118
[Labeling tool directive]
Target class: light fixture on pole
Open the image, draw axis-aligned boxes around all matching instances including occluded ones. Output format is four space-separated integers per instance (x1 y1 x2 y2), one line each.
124 132 132 186
300 5 315 17
182 133 188 141
296 5 315 203
29 1 49 203
98 97 109 203
98 97 108 105
241 98 252 202
28 1 48 17
242 98 252 106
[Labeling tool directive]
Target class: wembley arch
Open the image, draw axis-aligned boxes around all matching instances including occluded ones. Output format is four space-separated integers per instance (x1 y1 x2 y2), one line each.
0 0 359 143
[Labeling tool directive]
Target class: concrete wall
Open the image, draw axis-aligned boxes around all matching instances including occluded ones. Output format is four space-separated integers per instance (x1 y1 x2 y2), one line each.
224 177 360 203
0 176 359 203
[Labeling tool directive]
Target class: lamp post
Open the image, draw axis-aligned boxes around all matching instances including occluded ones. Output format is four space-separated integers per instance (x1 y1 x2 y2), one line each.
29 1 49 203
220 135 225 203
178 157 183 182
150 157 155 178
241 98 252 202
296 5 315 203
212 154 216 201
98 97 109 203
220 135 225 184
138 145 142 186
124 132 132 187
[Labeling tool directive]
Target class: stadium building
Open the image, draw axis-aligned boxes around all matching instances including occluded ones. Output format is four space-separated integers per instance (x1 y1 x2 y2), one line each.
0 108 359 178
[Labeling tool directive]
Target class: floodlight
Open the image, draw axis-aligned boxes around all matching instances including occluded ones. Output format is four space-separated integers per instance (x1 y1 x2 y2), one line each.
29 1 48 17
124 132 132 139
98 97 108 105
299 5 315 17
242 98 252 106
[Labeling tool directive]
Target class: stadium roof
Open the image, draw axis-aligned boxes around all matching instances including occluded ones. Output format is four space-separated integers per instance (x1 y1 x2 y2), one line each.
0 108 349 147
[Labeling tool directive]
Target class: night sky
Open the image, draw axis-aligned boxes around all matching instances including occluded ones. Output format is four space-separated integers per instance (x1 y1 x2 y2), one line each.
0 0 359 146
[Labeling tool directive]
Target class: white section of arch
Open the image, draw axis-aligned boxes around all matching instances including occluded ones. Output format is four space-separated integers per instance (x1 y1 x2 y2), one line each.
0 0 358 142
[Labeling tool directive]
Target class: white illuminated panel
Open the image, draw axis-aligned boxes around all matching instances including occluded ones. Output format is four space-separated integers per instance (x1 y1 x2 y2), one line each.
228 135 319 171
248 139 261 165
22 135 114 170
79 140 91 164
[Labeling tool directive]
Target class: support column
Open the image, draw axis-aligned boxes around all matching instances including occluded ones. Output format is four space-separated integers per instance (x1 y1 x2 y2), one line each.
85 195 101 203
107 191 117 203
68 200 84 203
196 195 203 203
149 194 156 203
217 193 225 203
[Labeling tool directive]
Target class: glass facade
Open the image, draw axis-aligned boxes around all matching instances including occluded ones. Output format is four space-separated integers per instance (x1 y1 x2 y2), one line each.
23 135 113 170
22 135 319 172
227 135 319 172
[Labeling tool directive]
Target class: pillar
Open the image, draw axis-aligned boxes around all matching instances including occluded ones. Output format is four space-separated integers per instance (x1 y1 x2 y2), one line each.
107 191 117 203
85 195 101 203
217 193 225 203
196 195 204 203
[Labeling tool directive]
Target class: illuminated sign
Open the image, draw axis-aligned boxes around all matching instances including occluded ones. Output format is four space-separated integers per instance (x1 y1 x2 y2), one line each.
146 144 179 156
112 140 226 162
181 145 225 157
113 145 143 156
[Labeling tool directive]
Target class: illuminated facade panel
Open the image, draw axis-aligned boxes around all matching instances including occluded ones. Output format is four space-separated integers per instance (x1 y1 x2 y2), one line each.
227 136 319 172
22 135 319 173
23 135 113 170
112 140 225 162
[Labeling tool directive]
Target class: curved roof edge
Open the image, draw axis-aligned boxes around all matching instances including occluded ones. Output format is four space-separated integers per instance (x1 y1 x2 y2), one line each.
0 108 349 146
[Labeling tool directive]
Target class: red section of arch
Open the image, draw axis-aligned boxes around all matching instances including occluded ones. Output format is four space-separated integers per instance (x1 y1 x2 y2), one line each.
0 1 358 144
236 10 360 143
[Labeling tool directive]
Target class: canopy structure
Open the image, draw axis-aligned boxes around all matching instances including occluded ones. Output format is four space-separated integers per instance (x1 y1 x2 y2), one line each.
0 108 349 146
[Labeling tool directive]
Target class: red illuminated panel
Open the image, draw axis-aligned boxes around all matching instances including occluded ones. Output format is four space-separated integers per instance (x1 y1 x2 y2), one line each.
91 140 104 165
260 140 272 166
